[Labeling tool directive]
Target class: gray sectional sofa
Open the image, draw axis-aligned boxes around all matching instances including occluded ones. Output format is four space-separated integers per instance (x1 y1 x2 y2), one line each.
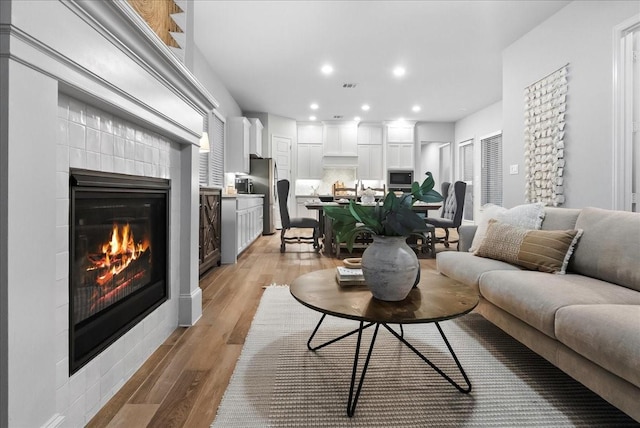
436 206 640 421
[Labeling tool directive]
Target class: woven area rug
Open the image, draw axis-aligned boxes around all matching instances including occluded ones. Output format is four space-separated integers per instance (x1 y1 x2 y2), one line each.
211 286 637 427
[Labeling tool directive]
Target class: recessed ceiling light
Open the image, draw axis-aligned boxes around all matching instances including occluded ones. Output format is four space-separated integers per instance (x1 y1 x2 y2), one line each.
393 66 406 77
310 103 319 110
354 116 361 121
309 115 316 121
412 105 421 112
321 64 334 75
361 104 370 111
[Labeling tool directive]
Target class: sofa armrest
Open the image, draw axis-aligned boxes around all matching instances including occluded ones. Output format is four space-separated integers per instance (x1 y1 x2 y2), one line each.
457 224 478 252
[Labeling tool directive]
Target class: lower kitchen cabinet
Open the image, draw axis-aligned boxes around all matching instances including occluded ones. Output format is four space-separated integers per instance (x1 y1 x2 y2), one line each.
295 196 320 218
221 195 264 264
199 187 222 276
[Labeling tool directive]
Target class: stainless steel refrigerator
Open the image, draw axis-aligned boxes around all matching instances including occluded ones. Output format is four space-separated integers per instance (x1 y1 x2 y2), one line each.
249 157 278 235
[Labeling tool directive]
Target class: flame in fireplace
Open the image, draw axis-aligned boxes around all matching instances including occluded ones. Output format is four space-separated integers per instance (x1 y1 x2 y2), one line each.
90 223 149 286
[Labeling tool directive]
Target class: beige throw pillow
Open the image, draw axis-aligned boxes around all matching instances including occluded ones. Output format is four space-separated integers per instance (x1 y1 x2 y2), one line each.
475 219 583 274
470 203 546 253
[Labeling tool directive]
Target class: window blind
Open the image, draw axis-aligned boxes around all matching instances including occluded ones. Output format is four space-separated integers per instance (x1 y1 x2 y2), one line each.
460 142 473 182
210 112 225 187
481 133 503 206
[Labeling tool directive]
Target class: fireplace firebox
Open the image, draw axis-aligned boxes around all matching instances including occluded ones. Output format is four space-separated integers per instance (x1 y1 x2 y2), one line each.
69 169 169 374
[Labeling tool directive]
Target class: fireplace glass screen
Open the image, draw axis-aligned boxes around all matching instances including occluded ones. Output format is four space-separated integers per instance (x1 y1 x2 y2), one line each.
69 170 169 373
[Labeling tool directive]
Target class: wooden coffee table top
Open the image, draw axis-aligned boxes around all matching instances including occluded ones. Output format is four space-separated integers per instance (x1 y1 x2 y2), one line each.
290 268 478 324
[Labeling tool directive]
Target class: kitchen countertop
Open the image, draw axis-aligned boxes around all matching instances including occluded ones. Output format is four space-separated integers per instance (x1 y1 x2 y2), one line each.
222 193 264 199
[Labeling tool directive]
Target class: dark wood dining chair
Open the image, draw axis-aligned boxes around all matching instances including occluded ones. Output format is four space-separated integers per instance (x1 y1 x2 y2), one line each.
277 179 321 253
424 181 467 249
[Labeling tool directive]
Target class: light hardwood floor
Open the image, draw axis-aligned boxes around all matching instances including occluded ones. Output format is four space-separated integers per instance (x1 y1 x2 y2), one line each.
87 232 444 428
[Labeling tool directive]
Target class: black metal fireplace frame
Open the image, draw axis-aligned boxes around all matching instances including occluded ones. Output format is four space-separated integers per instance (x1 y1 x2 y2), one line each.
69 169 170 374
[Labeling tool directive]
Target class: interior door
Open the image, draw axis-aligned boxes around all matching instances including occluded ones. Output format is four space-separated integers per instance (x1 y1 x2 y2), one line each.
272 135 291 228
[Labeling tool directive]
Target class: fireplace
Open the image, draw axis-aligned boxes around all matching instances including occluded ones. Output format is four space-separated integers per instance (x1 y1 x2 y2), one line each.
69 169 169 374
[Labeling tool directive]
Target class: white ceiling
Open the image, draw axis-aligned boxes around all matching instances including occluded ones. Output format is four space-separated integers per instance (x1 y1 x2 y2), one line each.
193 1 570 123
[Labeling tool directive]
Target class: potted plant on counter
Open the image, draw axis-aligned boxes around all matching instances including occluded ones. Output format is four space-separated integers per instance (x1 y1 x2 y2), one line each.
323 173 444 301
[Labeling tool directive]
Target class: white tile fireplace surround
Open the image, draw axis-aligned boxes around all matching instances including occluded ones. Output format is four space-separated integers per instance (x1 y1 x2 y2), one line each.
57 96 176 422
1 1 218 426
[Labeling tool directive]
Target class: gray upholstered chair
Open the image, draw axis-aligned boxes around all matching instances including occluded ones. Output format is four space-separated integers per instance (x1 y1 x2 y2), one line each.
277 179 321 253
424 181 467 249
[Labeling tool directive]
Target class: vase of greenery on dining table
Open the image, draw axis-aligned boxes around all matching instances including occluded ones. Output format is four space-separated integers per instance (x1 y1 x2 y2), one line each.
323 173 444 301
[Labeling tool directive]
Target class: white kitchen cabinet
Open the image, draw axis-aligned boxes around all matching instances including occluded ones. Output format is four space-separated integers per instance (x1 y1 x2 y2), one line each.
323 122 357 156
357 144 383 180
297 144 323 179
221 195 264 264
387 125 414 143
357 124 383 145
387 143 414 169
248 118 263 158
297 123 323 145
295 196 319 218
226 117 251 173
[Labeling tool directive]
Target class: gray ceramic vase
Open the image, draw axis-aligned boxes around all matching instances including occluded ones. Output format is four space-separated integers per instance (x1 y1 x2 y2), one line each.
361 235 419 301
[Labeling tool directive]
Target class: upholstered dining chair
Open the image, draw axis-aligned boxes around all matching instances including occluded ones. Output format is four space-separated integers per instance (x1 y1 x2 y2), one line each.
424 181 467 249
277 179 321 253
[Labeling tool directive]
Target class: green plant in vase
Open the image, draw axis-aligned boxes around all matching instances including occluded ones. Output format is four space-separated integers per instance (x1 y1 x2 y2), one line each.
323 172 444 301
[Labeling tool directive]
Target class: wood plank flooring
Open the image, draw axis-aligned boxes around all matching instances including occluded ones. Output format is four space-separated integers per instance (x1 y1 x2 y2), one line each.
87 232 442 428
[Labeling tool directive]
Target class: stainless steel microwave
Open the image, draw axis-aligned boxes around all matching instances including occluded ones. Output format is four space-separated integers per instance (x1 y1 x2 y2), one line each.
235 177 253 194
387 170 414 189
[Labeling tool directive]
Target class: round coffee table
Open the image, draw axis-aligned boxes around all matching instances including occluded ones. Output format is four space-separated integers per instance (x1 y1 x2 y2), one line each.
290 268 479 417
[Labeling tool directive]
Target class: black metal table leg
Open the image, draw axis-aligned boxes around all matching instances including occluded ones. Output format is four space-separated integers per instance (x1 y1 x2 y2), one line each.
307 317 471 418
307 314 375 351
347 322 379 417
382 322 471 393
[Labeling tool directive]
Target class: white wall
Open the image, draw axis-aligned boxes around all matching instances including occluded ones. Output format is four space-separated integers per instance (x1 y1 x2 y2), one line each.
502 0 640 209
454 101 503 219
191 46 242 120
416 122 455 143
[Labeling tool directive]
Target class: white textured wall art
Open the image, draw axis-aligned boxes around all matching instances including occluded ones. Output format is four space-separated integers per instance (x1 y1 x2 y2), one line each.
524 64 568 206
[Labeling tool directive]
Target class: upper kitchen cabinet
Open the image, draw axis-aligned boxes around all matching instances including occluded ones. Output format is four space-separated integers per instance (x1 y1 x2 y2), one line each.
387 143 414 169
323 122 358 156
297 123 323 179
357 124 383 145
298 123 323 145
297 144 323 179
356 124 383 179
248 118 263 158
226 117 251 173
386 122 415 170
357 144 383 179
386 123 414 143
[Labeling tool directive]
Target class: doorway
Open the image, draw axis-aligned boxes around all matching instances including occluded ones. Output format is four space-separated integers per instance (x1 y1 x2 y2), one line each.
614 15 640 212
419 141 452 191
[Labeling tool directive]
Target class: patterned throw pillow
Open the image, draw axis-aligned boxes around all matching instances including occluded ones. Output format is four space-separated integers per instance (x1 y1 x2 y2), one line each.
470 203 546 253
475 219 583 274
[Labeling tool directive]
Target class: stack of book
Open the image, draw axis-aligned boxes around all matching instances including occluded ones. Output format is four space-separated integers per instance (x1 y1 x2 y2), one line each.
335 266 366 287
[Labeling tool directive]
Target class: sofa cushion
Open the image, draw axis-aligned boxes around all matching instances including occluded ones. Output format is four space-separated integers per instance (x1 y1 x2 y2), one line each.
478 270 640 339
475 220 582 274
571 207 640 291
469 203 545 253
555 305 640 389
436 252 521 291
540 207 581 231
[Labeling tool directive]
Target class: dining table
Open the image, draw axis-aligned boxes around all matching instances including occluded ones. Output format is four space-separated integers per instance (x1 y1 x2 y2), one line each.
304 200 442 256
